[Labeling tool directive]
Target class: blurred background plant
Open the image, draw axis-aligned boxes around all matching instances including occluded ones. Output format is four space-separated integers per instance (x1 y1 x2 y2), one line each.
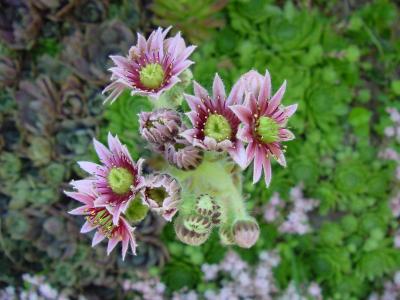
1 0 400 299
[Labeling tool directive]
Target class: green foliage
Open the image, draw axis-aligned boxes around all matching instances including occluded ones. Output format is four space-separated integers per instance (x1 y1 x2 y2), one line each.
151 0 227 43
161 260 201 290
357 248 400 280
103 91 152 159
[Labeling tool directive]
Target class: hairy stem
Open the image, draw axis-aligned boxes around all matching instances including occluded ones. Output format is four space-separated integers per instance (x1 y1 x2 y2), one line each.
168 153 248 224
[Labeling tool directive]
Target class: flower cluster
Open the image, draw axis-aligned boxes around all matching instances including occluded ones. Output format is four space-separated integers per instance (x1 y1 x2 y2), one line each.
0 274 72 300
380 118 400 182
201 250 281 299
123 276 166 300
121 250 323 300
263 184 319 235
67 26 298 256
394 230 400 249
384 108 400 140
278 282 323 300
380 107 400 248
65 133 181 259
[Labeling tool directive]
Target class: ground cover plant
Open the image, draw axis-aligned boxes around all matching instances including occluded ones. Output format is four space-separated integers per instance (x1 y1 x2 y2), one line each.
0 0 399 299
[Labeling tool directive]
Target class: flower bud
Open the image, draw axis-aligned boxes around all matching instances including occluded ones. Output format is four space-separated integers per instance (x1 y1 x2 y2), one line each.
195 194 221 225
219 225 235 245
164 138 203 170
195 194 218 217
183 214 212 234
232 219 260 248
139 109 182 145
125 196 149 223
141 174 181 222
174 216 210 246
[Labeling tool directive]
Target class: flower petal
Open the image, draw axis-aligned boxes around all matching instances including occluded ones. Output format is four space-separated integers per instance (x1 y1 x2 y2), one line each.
266 80 286 115
228 140 247 169
68 206 88 215
227 78 245 105
269 144 286 167
93 138 112 167
246 142 257 164
107 132 123 155
279 128 295 141
180 128 197 143
121 237 129 260
253 147 264 184
193 81 209 100
284 103 298 119
107 236 120 255
262 156 272 187
81 221 96 233
70 179 96 195
259 70 272 114
92 231 106 247
64 191 93 205
212 73 226 100
230 105 252 124
77 161 103 175
184 94 204 111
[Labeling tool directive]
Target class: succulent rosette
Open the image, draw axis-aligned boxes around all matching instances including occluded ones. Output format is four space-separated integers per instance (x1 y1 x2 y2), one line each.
103 27 196 103
181 74 246 168
140 174 181 221
65 180 136 260
77 133 145 224
230 70 298 186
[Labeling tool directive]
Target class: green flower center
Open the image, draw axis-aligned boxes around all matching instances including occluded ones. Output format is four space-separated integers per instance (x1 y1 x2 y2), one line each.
204 114 232 142
107 167 134 195
256 116 280 143
139 63 165 89
147 187 168 206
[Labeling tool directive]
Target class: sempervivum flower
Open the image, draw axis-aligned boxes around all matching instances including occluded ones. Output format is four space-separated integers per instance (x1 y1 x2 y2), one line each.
164 137 203 170
181 74 246 168
103 27 196 103
77 133 144 224
140 174 181 221
231 70 298 186
65 180 136 260
139 109 182 145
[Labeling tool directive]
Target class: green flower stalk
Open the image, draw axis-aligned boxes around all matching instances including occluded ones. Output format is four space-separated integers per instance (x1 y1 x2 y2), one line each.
169 153 256 247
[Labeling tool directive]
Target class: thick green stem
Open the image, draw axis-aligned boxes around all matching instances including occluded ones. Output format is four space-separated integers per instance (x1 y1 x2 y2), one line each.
167 153 248 225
